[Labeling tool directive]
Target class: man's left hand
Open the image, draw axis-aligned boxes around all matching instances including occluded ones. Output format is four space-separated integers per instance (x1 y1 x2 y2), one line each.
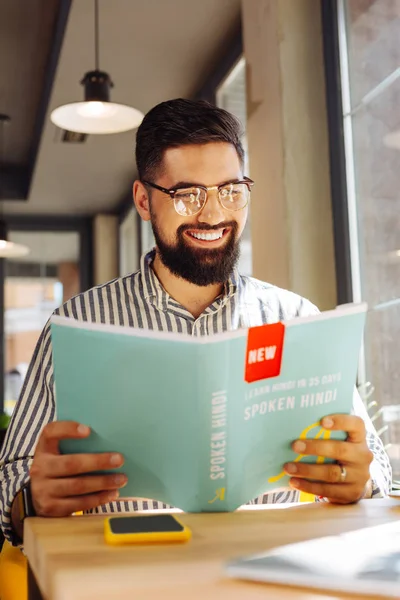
284 414 374 504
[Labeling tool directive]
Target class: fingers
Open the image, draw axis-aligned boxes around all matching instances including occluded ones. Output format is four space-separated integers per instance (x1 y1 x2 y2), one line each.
320 414 367 444
49 473 128 499
36 421 91 454
292 438 355 463
284 461 357 484
34 451 124 478
291 438 373 465
288 477 365 504
31 420 127 517
287 414 373 504
35 489 122 518
30 469 128 517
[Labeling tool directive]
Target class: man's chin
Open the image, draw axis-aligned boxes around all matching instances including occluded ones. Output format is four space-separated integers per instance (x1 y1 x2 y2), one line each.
181 240 229 259
152 226 240 286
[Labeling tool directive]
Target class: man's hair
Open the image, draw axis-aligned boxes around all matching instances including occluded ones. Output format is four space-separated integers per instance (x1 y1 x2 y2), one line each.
135 98 245 182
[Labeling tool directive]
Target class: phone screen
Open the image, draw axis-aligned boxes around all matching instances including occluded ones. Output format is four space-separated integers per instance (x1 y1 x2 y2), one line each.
109 515 184 535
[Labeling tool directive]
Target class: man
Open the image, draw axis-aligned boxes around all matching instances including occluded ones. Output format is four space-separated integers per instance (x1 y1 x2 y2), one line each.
0 99 392 546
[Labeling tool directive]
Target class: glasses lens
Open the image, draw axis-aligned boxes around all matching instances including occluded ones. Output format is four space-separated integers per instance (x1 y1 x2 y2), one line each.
174 188 206 216
219 183 249 210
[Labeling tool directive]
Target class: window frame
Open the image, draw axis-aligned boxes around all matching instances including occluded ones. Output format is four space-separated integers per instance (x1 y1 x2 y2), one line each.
321 0 354 306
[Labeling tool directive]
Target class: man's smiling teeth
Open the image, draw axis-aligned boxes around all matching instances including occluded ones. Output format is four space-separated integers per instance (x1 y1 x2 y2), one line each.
190 231 224 241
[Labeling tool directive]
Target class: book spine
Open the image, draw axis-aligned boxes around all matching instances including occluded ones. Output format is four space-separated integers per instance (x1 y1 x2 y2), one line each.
198 340 230 512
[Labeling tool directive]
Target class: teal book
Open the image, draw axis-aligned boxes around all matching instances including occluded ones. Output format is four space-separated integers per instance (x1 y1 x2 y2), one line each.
51 303 366 512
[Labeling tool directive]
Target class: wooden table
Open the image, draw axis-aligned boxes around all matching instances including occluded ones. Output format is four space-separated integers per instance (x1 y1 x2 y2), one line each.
24 499 400 600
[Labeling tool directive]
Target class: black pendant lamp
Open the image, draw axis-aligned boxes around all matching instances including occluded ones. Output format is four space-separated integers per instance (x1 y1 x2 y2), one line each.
50 0 143 134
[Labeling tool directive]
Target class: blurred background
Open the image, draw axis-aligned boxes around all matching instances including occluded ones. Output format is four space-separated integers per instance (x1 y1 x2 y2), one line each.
0 0 398 479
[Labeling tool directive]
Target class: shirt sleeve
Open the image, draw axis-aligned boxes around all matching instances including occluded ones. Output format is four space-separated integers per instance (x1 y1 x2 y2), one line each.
0 322 55 546
294 296 392 497
351 388 392 497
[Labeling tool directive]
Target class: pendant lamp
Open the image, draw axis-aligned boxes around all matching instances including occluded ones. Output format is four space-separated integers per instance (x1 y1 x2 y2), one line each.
0 114 29 259
50 0 143 134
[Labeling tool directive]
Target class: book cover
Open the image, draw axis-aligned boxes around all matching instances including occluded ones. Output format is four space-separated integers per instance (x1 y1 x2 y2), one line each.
51 303 366 512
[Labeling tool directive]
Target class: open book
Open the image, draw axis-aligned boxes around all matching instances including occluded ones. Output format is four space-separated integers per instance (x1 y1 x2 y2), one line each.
51 303 366 512
226 520 400 598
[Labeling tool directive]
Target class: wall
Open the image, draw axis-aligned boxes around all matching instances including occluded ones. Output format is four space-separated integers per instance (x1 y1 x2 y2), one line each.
58 262 80 303
93 214 119 286
5 281 54 309
6 330 41 371
242 0 337 310
4 279 58 371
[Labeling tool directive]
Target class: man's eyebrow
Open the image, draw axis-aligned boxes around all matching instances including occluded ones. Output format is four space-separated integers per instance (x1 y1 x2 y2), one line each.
170 181 201 189
170 178 243 189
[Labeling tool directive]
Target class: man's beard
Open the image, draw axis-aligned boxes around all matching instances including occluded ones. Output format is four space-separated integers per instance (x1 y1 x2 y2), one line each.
150 217 240 286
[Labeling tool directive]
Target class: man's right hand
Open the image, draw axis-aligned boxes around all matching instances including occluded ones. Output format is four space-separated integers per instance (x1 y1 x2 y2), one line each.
29 421 127 517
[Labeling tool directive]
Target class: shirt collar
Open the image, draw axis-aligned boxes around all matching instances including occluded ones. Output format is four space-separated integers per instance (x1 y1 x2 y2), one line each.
224 267 239 299
141 249 168 310
140 248 239 312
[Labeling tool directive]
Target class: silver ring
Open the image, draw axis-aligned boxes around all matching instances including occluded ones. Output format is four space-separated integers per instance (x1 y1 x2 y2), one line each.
339 464 347 483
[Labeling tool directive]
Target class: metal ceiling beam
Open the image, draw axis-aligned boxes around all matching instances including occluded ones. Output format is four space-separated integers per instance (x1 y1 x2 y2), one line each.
0 0 72 201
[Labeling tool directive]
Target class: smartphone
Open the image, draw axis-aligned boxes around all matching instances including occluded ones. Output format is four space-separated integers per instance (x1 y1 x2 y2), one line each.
104 514 192 545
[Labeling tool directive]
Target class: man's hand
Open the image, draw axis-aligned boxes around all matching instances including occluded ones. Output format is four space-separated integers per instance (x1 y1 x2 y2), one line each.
30 421 127 517
284 414 373 504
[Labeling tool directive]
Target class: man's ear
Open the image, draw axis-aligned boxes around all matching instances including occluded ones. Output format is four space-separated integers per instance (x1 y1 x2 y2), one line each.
133 180 151 222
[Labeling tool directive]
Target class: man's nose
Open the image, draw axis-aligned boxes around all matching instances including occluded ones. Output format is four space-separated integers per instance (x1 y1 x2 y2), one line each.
197 189 225 226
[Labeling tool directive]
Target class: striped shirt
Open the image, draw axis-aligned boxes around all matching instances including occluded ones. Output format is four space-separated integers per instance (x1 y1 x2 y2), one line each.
0 250 392 545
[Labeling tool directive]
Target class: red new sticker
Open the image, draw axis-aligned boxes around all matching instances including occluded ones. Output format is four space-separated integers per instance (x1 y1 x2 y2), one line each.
245 322 285 383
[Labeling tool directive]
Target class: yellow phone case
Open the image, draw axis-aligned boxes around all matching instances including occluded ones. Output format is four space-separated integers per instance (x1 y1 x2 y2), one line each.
104 515 192 545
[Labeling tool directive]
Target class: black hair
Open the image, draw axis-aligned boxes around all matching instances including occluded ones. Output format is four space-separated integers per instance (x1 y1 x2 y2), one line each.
135 98 245 181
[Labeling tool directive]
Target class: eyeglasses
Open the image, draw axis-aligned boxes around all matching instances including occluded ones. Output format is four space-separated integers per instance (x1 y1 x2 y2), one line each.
142 177 254 217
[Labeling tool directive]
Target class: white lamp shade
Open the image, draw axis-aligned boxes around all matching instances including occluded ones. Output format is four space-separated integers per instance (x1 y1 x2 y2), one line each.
50 101 144 134
0 239 30 258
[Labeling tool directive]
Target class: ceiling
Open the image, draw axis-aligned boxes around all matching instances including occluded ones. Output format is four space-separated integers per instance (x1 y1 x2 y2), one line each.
0 0 61 199
1 0 241 217
0 0 59 165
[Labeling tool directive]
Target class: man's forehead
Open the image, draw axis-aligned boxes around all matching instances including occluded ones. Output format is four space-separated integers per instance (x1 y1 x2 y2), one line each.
160 143 243 185
163 142 240 161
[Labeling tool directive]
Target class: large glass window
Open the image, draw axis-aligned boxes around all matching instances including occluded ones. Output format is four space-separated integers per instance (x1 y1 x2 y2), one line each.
337 0 400 477
216 57 252 276
4 231 80 415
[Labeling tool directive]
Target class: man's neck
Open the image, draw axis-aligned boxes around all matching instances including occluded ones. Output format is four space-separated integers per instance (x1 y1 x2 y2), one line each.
152 252 225 319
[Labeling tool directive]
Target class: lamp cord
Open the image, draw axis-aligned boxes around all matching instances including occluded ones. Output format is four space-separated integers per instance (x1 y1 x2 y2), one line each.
94 0 100 71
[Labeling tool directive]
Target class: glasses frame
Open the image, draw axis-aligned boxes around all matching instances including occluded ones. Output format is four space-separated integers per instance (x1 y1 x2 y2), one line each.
142 177 254 216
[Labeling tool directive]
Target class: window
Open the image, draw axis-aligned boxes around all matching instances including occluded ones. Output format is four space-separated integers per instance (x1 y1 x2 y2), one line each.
4 230 80 415
335 0 400 477
216 57 252 276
